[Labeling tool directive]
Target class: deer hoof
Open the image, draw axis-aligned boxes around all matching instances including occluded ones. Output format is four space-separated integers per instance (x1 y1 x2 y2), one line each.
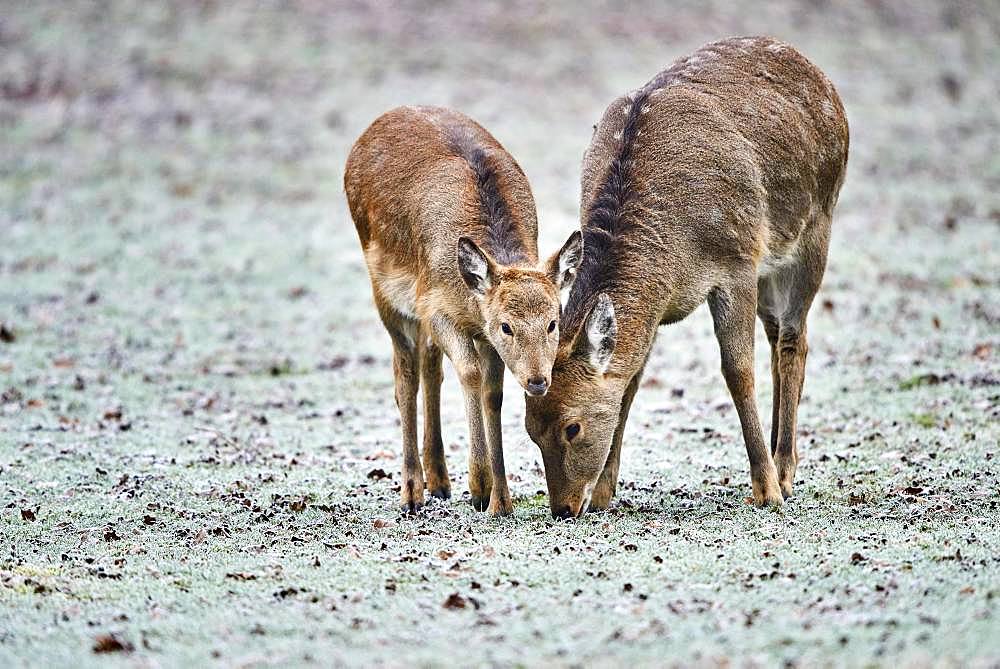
428 485 451 500
400 479 425 513
487 495 513 517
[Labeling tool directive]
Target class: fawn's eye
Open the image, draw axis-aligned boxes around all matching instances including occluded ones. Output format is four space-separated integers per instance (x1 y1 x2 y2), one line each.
547 320 557 333
501 323 513 336
565 422 581 441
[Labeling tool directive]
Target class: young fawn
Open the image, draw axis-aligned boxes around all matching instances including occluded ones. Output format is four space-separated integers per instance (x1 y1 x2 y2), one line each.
525 37 849 518
345 106 583 515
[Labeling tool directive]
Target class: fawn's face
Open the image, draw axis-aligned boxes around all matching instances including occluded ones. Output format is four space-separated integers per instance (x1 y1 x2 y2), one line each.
457 232 582 396
525 293 621 517
480 271 561 394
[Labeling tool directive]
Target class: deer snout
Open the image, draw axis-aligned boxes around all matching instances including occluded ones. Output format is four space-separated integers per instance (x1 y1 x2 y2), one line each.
550 481 595 519
551 498 586 520
552 505 576 520
525 376 549 396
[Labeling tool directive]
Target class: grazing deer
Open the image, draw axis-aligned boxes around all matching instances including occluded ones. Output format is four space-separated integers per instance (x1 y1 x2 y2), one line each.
525 37 849 518
345 106 583 515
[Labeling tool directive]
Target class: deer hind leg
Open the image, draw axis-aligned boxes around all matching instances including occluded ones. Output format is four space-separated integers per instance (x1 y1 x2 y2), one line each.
420 335 450 500
384 317 424 513
708 278 783 509
590 366 643 511
475 340 513 517
756 303 782 457
766 218 830 498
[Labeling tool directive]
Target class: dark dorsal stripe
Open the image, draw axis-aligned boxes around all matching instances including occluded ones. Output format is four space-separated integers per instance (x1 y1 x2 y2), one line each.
562 84 659 338
446 128 528 266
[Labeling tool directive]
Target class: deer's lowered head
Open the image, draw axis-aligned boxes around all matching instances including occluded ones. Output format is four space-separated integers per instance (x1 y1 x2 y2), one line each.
525 293 626 516
456 231 582 396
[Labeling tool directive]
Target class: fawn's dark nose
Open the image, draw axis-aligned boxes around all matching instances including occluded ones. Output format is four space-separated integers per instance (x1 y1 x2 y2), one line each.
553 505 575 520
526 377 548 396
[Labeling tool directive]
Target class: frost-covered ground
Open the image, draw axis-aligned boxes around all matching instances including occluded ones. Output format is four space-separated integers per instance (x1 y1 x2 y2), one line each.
1 2 998 666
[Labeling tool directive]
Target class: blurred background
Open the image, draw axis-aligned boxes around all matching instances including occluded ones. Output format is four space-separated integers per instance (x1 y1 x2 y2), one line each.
1 1 998 665
1 1 997 371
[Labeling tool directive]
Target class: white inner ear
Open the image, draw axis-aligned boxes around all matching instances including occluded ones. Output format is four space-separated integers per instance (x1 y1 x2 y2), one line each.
559 268 576 308
557 237 582 286
458 243 491 294
585 296 616 373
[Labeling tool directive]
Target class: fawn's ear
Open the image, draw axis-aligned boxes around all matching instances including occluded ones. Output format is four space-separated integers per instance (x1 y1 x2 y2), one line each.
546 230 583 296
457 237 496 296
572 293 616 374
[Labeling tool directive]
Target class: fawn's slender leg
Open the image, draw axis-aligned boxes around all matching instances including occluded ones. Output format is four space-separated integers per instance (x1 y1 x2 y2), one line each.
420 335 450 499
475 341 513 516
589 367 643 511
708 279 783 509
385 323 424 512
430 318 491 510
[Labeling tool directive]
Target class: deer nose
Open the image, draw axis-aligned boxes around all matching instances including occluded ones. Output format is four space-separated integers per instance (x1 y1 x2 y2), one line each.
526 377 549 396
553 505 575 520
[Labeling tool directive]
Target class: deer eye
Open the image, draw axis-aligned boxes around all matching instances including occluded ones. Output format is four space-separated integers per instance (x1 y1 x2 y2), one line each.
565 422 581 441
501 323 513 336
547 320 557 333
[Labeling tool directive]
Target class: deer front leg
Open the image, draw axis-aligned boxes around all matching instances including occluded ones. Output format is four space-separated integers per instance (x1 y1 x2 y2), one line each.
476 341 513 516
429 317 491 510
708 281 783 509
420 336 450 500
590 367 643 511
387 326 424 513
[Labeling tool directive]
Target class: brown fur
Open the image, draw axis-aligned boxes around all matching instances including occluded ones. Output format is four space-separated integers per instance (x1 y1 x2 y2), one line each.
345 106 582 515
525 37 849 518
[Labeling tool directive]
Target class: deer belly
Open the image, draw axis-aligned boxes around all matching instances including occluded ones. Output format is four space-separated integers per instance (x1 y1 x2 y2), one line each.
365 247 418 319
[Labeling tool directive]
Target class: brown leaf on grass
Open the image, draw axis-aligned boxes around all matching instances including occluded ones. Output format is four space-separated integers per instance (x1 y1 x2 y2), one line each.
443 593 467 609
366 468 390 481
226 572 258 581
21 508 36 521
93 633 133 653
372 519 391 529
973 343 992 360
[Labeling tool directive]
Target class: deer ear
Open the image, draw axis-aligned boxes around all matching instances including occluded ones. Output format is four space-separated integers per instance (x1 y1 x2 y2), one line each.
457 237 495 296
546 230 583 295
573 293 616 374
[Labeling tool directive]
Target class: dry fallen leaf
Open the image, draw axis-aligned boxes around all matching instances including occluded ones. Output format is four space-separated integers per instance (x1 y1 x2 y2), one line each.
93 634 133 654
443 593 466 610
225 572 258 581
